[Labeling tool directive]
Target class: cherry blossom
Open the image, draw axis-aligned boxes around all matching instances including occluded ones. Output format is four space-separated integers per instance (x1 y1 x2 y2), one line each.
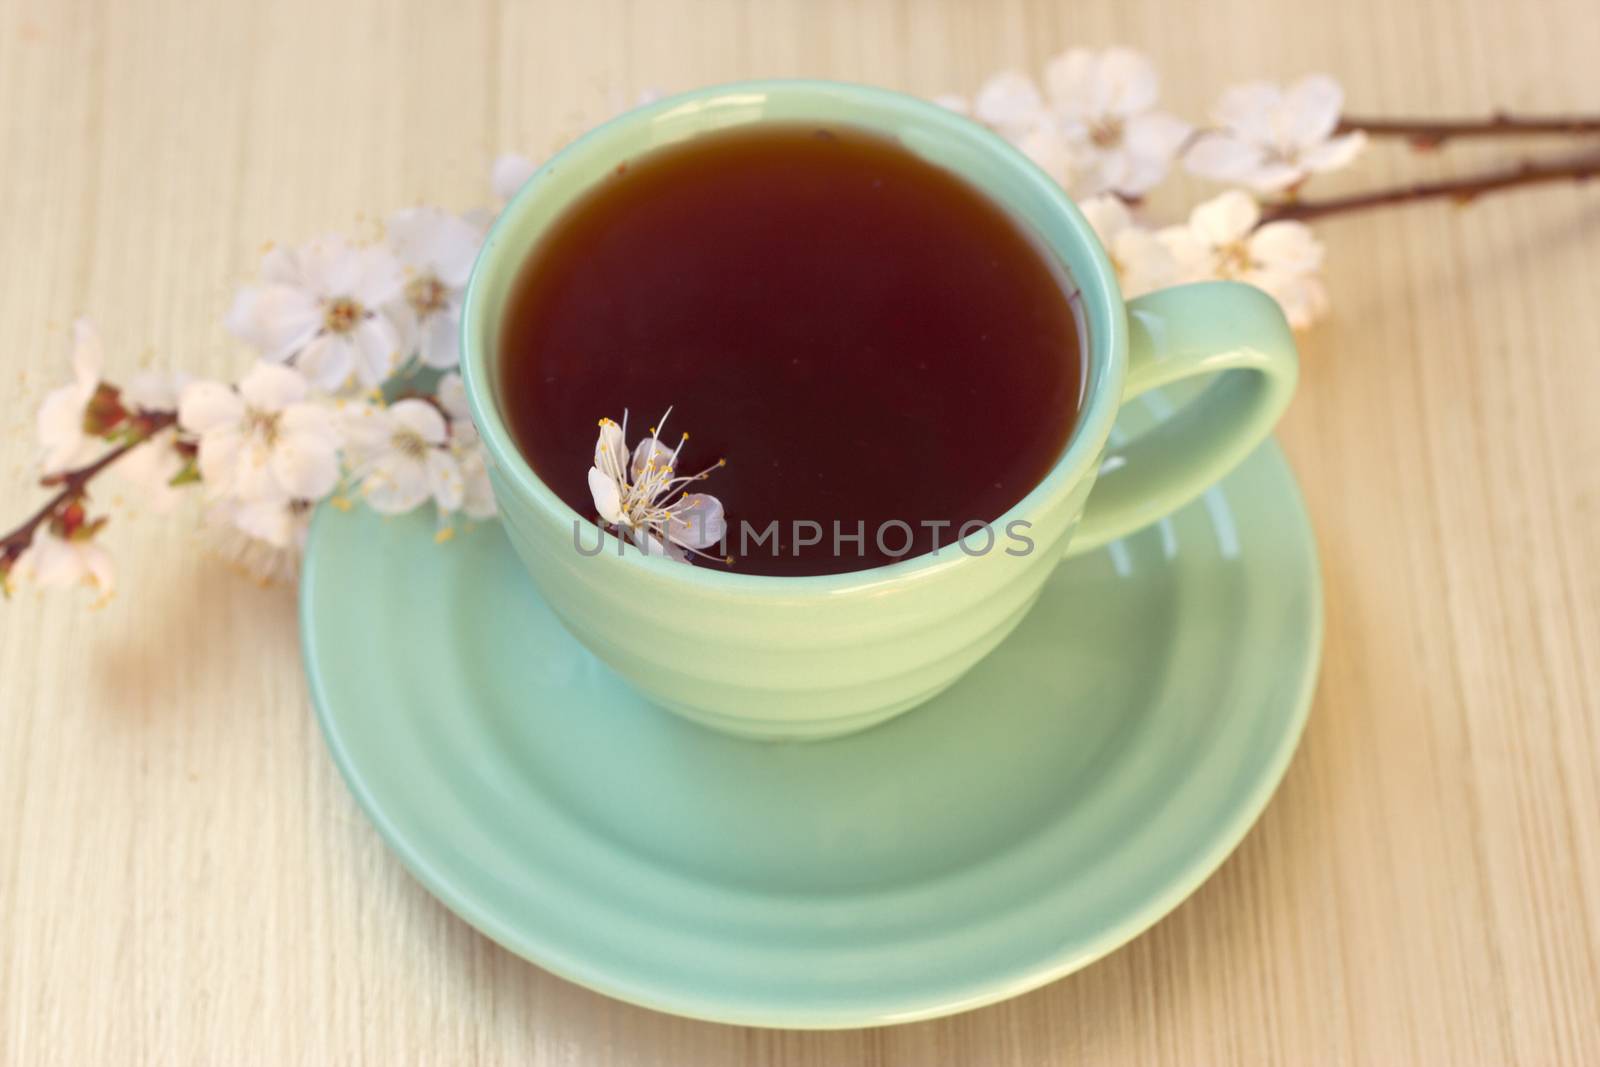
121 369 189 413
36 319 105 474
969 50 1190 197
385 208 484 370
226 235 405 391
1160 191 1328 329
341 399 464 515
178 362 341 504
10 526 114 604
587 410 726 562
1044 48 1192 197
1184 76 1367 193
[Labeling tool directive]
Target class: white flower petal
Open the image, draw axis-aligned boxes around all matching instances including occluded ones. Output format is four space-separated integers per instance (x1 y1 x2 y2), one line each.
492 153 538 203
36 385 95 474
1157 225 1217 284
459 447 497 519
1014 121 1076 187
667 493 725 549
1114 154 1175 198
363 453 430 514
1079 194 1132 246
117 430 189 513
1189 191 1260 246
1212 81 1281 142
1243 161 1309 194
593 419 629 482
437 372 471 421
973 70 1045 132
1250 221 1325 274
227 496 298 548
231 435 282 502
296 235 361 298
1096 48 1160 117
1281 74 1345 148
206 499 309 583
178 380 246 435
351 245 406 308
1183 133 1264 183
1070 150 1121 200
1298 130 1367 174
123 369 189 412
279 401 338 448
426 449 465 512
417 309 461 369
383 301 419 361
631 435 676 480
1118 112 1190 192
388 398 448 445
238 361 309 412
194 424 245 494
389 207 482 287
351 315 401 387
1042 49 1100 117
296 333 356 392
587 466 624 524
19 531 93 590
1114 229 1179 296
225 284 322 362
337 397 386 450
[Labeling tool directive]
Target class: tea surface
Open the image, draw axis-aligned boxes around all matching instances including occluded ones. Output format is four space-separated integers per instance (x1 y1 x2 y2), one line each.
500 124 1084 575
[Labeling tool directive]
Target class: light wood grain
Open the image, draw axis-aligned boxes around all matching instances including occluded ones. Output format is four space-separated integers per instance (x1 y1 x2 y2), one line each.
3 0 1598 1063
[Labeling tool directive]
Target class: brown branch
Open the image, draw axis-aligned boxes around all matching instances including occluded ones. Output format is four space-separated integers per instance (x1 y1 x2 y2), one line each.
1339 112 1600 148
0 411 178 566
1259 151 1600 225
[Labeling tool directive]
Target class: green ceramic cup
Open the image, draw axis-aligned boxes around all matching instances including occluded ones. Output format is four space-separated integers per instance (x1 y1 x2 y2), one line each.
460 80 1298 741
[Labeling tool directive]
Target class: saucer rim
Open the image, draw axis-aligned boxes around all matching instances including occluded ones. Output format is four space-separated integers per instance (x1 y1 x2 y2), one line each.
301 439 1322 1029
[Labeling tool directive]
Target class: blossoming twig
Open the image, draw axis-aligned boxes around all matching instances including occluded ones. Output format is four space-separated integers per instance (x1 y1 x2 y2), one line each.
1259 150 1600 224
0 410 177 570
1338 112 1600 148
9 60 1600 602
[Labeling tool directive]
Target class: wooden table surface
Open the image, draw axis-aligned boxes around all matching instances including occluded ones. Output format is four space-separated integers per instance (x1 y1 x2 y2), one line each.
3 0 1598 1063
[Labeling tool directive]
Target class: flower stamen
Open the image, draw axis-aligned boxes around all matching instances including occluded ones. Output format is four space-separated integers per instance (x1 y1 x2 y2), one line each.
405 275 449 317
323 297 365 335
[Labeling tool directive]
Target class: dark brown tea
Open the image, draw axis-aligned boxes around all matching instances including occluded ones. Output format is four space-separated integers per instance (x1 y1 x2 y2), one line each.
500 124 1084 576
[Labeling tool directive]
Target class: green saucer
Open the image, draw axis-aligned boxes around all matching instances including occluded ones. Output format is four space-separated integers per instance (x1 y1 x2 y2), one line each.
300 421 1321 1029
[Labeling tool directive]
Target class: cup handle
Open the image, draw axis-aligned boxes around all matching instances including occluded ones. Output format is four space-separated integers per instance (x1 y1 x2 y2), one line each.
1065 280 1300 557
